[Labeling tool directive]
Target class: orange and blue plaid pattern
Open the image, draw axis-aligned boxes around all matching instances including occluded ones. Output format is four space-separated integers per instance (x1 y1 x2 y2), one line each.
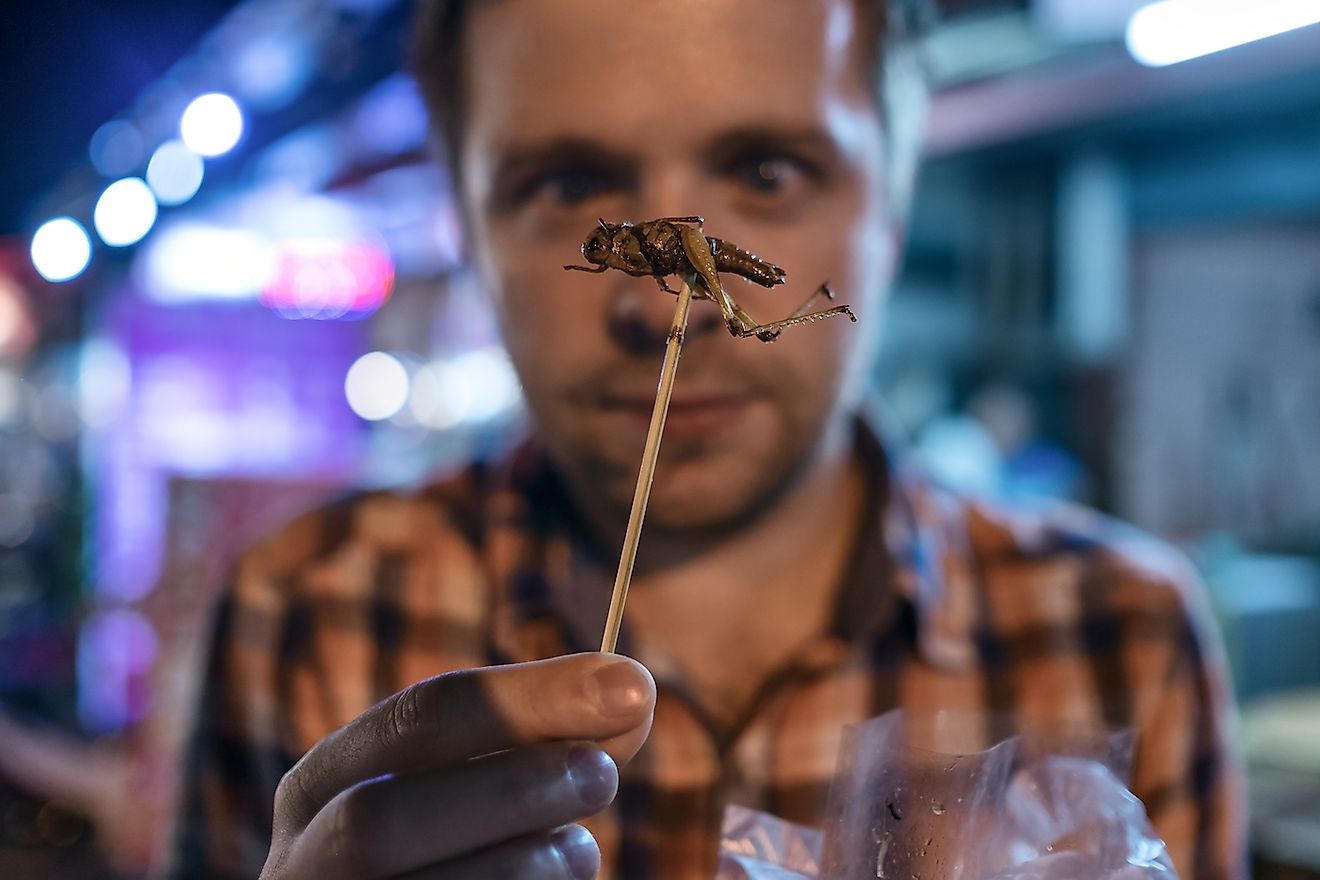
171 422 1245 879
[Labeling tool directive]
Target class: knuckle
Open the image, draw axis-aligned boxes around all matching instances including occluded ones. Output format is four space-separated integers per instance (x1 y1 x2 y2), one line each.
383 681 428 741
273 763 317 823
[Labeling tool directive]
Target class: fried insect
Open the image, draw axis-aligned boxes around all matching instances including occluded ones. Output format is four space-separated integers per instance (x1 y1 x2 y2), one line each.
564 216 856 342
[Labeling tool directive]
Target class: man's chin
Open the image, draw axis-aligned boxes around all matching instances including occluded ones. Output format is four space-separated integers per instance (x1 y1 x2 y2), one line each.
601 447 807 538
543 405 822 538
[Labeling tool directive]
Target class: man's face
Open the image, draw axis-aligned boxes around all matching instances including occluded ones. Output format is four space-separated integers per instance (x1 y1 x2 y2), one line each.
458 0 897 534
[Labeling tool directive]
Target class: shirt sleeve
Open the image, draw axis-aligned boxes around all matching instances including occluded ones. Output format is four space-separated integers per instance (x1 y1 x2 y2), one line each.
1128 558 1247 880
163 485 491 879
167 565 298 879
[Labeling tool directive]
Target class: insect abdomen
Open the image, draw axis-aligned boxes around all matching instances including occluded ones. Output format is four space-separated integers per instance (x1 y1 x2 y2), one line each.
710 237 786 288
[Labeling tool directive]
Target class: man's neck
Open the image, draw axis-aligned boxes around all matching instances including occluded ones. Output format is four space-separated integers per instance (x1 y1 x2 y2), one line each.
636 436 864 590
597 423 870 727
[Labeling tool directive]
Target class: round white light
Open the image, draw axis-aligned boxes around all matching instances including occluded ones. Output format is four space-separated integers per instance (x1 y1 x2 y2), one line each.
94 178 158 247
345 352 410 421
452 349 521 422
30 217 93 282
409 348 522 429
409 362 465 429
180 93 244 157
146 140 205 205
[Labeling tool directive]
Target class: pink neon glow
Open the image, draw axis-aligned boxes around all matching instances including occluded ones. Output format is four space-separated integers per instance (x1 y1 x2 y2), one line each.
261 238 395 319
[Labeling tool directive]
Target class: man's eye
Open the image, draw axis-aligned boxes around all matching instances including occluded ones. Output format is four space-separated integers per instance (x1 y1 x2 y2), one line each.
730 156 807 194
536 168 613 205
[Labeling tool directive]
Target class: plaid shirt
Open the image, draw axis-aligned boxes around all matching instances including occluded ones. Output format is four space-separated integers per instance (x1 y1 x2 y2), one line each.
172 420 1245 879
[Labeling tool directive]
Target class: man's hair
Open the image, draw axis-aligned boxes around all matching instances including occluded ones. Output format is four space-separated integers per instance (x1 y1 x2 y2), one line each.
410 0 933 214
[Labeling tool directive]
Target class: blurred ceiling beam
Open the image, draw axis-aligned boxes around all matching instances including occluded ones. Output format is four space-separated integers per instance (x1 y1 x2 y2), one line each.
926 22 1320 156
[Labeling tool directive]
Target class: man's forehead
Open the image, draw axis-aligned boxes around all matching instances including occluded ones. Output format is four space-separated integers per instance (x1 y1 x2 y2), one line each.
460 0 871 152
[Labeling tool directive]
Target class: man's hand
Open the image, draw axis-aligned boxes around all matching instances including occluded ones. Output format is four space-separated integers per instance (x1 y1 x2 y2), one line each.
259 653 655 880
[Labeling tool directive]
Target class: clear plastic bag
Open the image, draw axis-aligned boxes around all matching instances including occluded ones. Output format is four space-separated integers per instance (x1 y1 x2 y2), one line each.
989 756 1178 879
717 710 1177 880
716 804 823 879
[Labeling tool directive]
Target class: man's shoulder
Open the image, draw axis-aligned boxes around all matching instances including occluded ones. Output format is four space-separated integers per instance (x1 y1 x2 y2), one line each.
897 467 1209 625
911 476 1205 623
231 457 505 599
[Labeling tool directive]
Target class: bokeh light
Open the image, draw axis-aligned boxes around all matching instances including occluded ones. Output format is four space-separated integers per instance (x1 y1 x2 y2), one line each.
231 33 313 111
146 139 205 205
141 223 273 303
180 92 244 157
94 178 158 247
78 609 159 730
78 339 132 429
263 238 395 319
0 275 36 359
1127 0 1320 67
409 347 522 429
88 119 144 177
30 217 93 282
345 352 410 421
449 348 522 422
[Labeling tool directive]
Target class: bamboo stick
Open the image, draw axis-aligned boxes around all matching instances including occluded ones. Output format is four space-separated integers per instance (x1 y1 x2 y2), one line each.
600 278 695 653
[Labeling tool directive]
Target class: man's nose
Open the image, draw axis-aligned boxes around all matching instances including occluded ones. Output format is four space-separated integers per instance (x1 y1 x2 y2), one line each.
604 274 722 356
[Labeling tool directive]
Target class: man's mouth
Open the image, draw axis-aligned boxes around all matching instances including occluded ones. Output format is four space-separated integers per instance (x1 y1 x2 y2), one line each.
597 392 755 437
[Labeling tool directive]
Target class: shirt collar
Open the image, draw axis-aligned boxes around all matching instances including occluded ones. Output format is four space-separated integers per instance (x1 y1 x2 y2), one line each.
490 404 982 672
851 402 982 671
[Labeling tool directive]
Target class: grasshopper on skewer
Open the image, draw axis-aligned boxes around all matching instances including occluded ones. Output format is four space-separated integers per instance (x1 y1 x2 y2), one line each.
564 217 857 653
565 216 856 342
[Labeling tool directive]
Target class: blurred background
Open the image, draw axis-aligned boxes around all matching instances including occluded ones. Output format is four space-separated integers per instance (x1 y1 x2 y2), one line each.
0 0 1317 877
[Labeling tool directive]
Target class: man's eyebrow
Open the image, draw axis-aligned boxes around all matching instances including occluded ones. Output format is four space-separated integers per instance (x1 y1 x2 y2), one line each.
490 137 637 183
699 124 840 160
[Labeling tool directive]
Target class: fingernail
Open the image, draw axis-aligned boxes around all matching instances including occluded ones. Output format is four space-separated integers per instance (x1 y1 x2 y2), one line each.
587 659 648 716
551 824 599 880
566 744 617 808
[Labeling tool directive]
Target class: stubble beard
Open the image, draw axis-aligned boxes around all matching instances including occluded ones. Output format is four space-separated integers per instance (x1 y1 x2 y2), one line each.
545 401 841 552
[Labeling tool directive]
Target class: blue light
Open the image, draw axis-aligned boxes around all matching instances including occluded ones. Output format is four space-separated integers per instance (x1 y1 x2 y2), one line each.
146 140 205 205
94 178 158 247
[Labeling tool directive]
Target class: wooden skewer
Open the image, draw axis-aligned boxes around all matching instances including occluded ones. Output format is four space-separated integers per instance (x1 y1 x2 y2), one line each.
600 277 695 653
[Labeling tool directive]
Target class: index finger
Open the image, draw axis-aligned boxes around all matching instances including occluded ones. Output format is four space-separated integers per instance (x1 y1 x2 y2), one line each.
276 652 653 828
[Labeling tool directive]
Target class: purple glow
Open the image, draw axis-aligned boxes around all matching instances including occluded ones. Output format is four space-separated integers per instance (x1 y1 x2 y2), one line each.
262 238 394 319
77 609 158 731
88 291 366 605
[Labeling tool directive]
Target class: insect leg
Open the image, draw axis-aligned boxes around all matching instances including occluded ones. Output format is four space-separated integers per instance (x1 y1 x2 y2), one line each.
677 225 753 335
653 216 705 226
735 303 858 343
655 274 717 302
563 264 609 273
781 282 836 320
